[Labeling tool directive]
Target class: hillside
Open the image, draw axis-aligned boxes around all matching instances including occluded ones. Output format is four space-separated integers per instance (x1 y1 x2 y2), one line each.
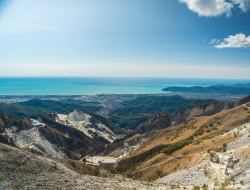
112 102 250 189
19 99 101 114
0 142 169 189
109 95 217 130
0 99 101 120
0 103 50 119
48 109 126 143
0 112 108 159
110 95 216 116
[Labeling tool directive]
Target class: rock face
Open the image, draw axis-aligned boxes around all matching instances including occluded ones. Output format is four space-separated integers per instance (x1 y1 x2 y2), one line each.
227 156 240 169
0 111 15 133
135 113 171 135
16 116 33 131
54 109 123 142
171 95 250 126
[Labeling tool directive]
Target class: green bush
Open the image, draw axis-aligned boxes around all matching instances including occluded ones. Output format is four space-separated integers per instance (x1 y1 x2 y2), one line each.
202 184 208 190
220 148 226 153
109 168 119 174
240 180 244 185
161 140 192 154
223 143 227 147
214 176 219 186
203 166 208 175
193 185 200 190
224 177 231 185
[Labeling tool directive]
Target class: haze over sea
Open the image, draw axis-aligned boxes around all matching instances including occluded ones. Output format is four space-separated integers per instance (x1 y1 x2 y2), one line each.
1 77 250 95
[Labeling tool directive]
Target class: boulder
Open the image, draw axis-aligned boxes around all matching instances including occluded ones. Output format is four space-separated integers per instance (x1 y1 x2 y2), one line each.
210 151 220 163
227 156 240 169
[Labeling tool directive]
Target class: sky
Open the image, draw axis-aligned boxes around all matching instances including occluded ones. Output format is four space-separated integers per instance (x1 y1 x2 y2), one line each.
0 0 250 79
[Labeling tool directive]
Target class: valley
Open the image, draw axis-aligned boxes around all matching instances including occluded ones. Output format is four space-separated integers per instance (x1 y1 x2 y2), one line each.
0 94 250 189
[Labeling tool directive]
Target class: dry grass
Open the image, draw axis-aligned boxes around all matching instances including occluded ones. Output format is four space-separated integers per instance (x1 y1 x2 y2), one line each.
117 104 250 180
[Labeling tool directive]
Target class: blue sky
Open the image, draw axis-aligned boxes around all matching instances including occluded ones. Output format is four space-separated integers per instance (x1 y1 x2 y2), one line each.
0 0 250 78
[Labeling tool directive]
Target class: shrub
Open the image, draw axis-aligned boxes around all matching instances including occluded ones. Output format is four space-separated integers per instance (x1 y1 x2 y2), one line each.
207 149 210 153
94 166 100 176
224 177 231 185
207 129 211 133
218 187 226 190
161 140 192 154
193 185 200 190
153 173 159 180
109 168 119 174
223 143 227 147
234 132 237 138
192 126 197 129
202 184 208 190
173 132 180 140
72 162 77 169
240 180 244 185
209 123 213 127
155 168 163 176
203 166 208 175
214 175 219 186
220 148 226 153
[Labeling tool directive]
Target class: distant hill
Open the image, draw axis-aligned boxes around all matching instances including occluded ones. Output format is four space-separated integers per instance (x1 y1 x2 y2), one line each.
110 95 217 116
108 95 217 130
231 83 250 88
0 103 50 120
0 99 102 120
162 86 250 94
19 99 101 113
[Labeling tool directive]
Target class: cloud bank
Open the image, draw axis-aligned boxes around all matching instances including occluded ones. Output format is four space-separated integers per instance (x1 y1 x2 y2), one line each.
179 0 250 17
214 33 250 48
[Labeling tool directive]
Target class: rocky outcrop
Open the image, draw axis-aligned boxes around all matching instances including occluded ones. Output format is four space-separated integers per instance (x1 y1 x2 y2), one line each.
171 95 250 126
0 111 15 132
227 156 240 169
16 116 32 132
135 113 171 135
209 151 220 163
53 109 124 143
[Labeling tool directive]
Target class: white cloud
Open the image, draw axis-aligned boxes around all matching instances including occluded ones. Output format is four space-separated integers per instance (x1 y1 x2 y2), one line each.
204 39 206 41
232 0 250 12
214 33 250 48
209 38 220 44
179 0 233 17
179 0 250 17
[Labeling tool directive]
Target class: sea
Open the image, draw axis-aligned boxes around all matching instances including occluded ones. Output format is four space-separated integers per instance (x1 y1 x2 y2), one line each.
0 77 250 95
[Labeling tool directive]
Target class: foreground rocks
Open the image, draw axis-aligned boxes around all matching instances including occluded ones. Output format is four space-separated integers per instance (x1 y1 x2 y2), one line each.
0 143 169 189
